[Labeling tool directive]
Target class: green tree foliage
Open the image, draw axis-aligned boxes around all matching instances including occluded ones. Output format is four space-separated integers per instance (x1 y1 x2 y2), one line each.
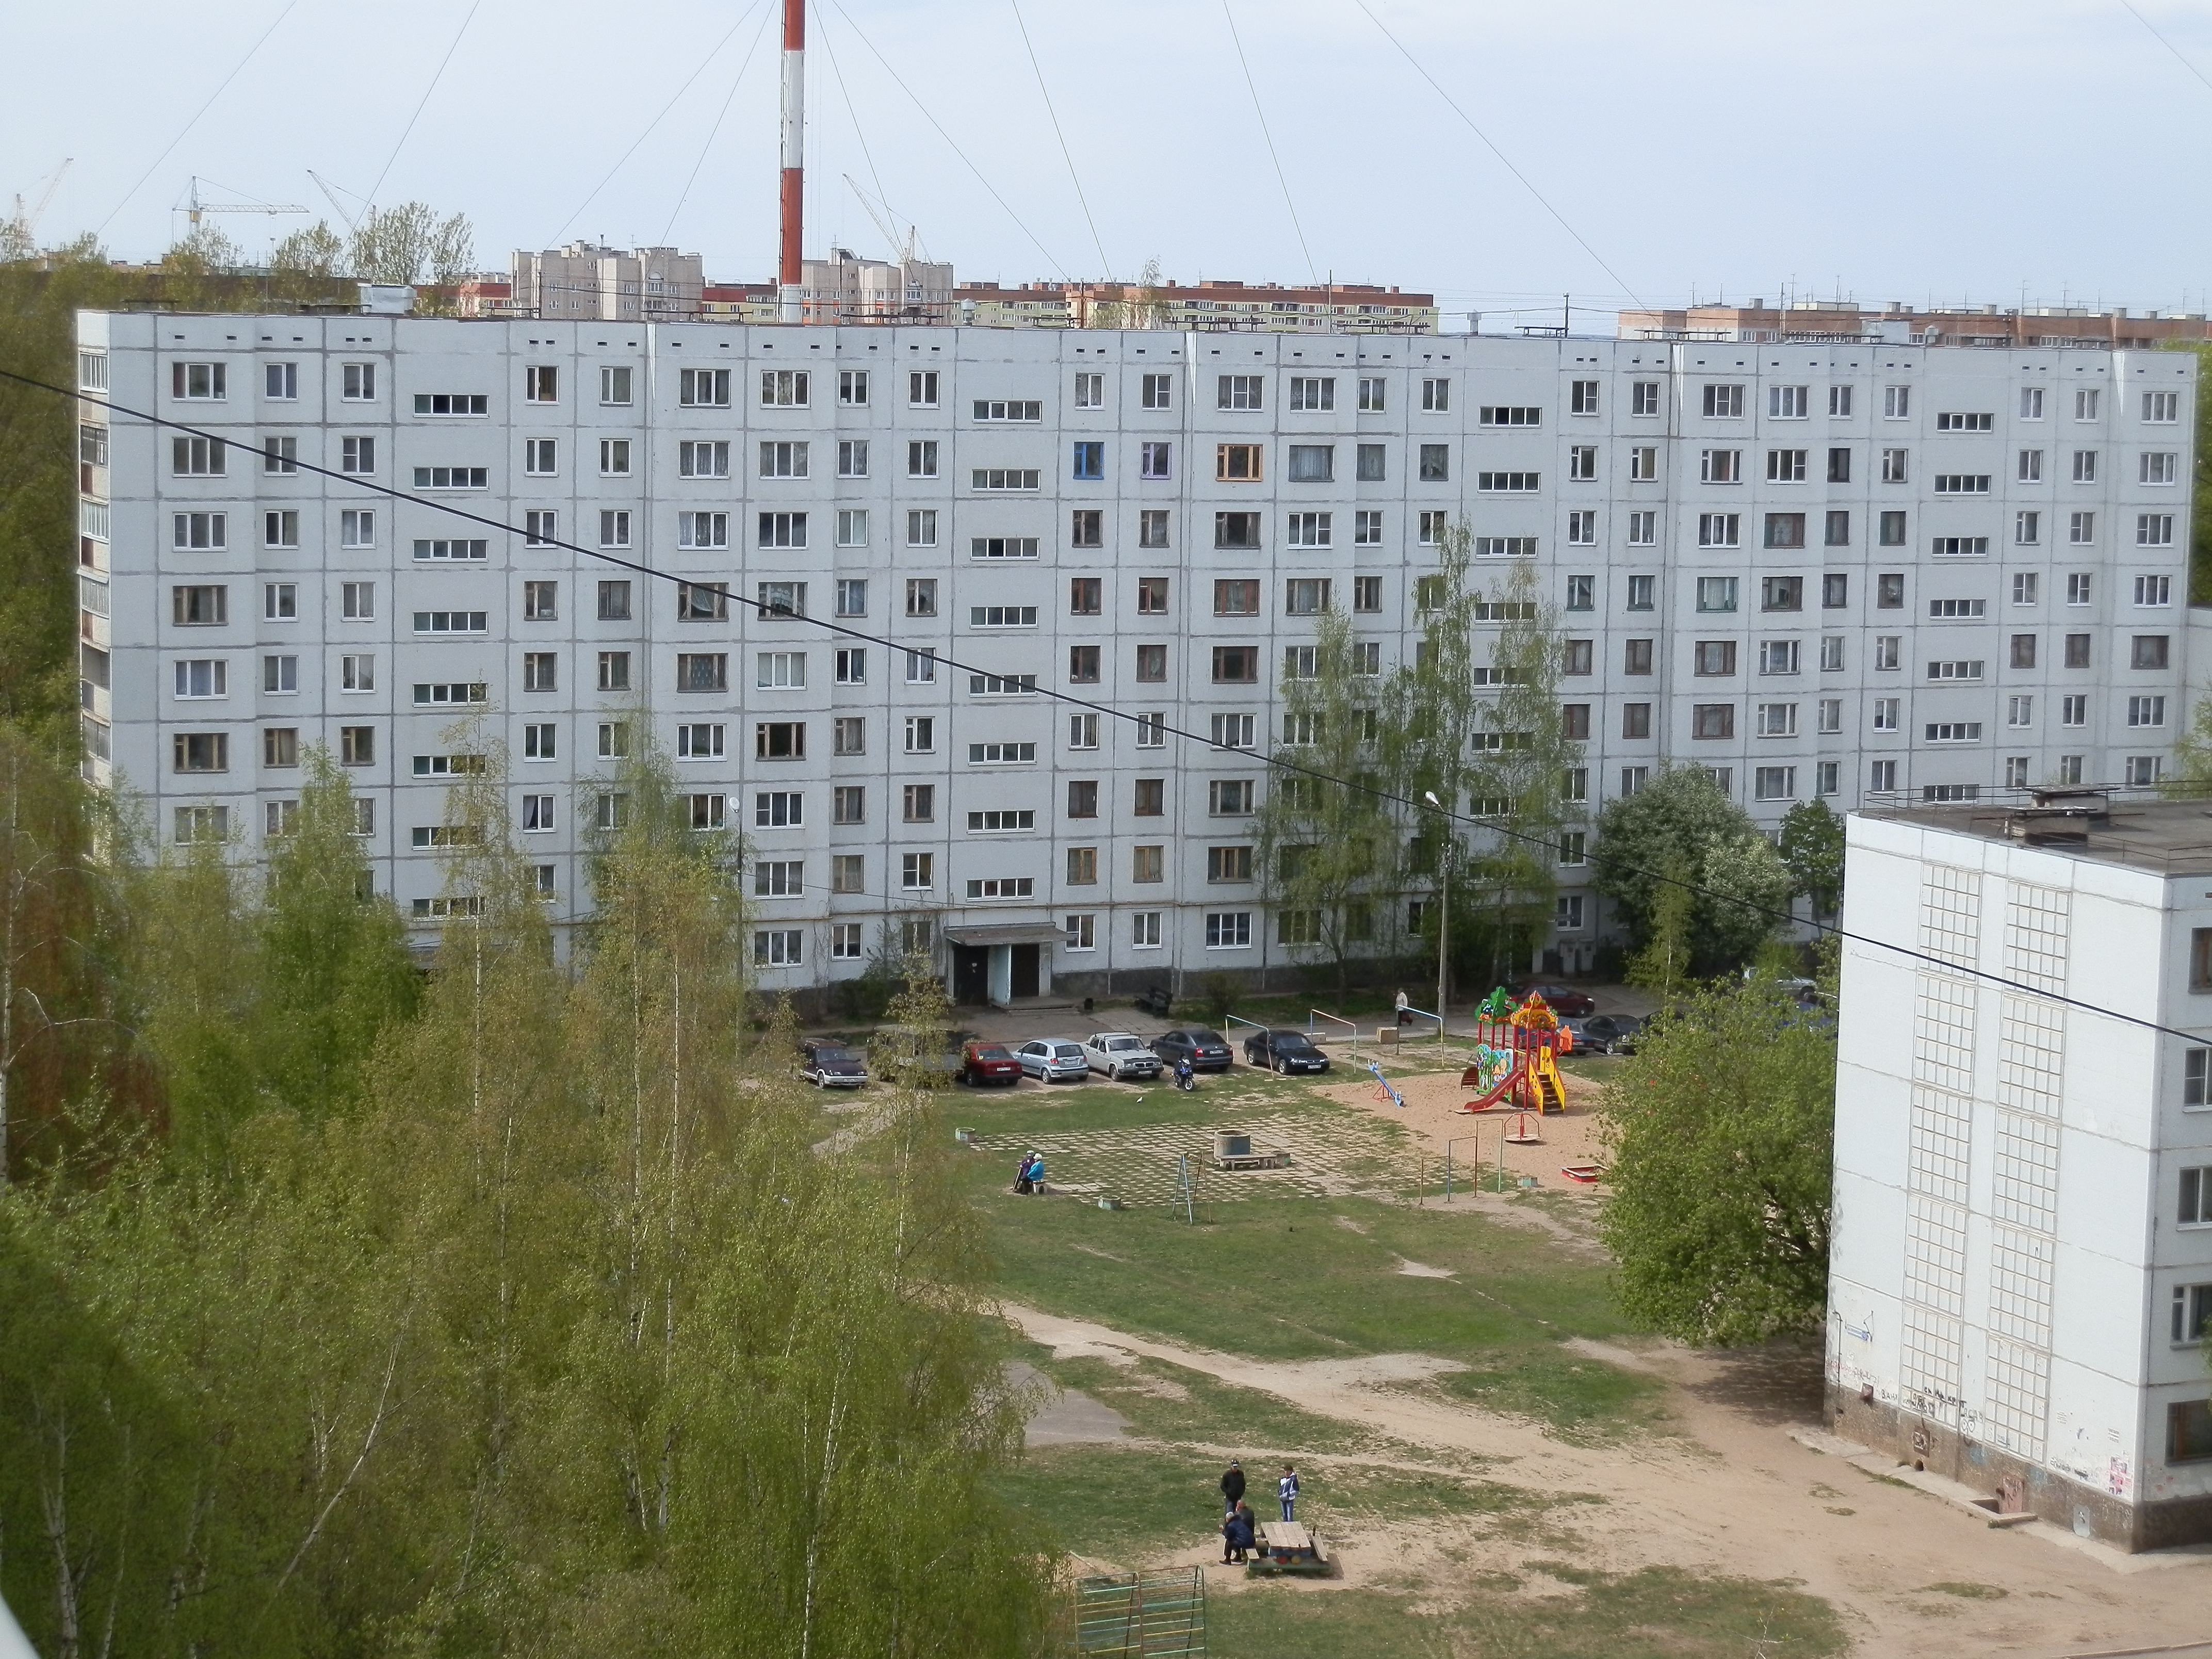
3 729 1055 1654
349 202 476 292
1778 797 1845 918
1623 854 1694 998
271 219 348 304
1254 603 1396 991
129 753 416 1162
0 237 129 728
1592 766 1788 973
1598 981 1835 1344
2173 341 2212 604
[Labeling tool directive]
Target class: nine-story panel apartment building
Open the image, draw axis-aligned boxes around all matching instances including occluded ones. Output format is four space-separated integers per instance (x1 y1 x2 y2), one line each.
76 312 2196 993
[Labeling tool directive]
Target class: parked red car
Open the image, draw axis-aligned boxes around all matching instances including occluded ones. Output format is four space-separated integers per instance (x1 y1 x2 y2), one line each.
1514 981 1596 1019
960 1040 1023 1087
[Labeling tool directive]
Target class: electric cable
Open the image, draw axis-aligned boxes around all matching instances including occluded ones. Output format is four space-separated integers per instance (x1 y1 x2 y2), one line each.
1222 1 1317 287
1349 0 1646 310
14 363 2201 1045
2118 0 2212 97
95 0 300 237
550 1 770 247
362 0 487 211
816 11 896 246
659 1 782 246
1009 0 1113 279
821 0 1070 281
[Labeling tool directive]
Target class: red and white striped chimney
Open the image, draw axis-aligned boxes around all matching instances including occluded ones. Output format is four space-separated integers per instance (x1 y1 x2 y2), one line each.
778 0 805 324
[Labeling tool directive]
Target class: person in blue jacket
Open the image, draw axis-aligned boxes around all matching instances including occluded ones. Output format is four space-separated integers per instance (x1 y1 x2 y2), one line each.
1277 1464 1299 1522
1220 1502 1255 1564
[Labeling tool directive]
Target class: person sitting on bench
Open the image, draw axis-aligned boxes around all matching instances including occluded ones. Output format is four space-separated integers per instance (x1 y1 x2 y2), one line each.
1220 1502 1255 1565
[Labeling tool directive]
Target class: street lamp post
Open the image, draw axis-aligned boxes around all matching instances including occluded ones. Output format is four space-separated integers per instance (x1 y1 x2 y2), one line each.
1425 791 1447 1042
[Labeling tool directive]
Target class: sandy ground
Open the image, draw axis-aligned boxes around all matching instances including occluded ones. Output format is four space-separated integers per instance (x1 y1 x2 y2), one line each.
1012 1302 2212 1655
1315 1062 1613 1191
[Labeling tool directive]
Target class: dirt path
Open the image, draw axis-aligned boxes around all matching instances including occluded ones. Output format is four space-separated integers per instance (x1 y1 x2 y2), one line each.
1006 1303 2212 1656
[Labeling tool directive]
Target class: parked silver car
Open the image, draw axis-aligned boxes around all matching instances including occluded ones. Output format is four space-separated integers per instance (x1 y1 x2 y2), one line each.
1083 1032 1162 1082
1016 1038 1092 1083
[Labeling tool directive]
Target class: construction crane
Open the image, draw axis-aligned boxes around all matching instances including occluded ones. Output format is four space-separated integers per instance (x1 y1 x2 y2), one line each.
181 176 306 226
842 174 927 265
306 170 366 231
9 158 72 240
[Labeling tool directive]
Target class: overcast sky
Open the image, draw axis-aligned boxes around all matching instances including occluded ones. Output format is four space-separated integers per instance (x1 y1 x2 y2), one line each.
11 0 2212 326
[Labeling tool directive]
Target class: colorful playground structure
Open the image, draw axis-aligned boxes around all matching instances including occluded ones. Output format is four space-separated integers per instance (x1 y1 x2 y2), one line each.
1459 989 1571 1115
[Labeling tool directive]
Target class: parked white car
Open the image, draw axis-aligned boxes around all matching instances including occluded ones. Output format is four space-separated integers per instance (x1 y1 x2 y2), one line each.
1016 1039 1092 1083
1083 1032 1162 1082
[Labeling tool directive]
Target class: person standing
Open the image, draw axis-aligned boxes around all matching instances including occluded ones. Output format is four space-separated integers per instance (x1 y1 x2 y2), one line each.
1277 1463 1299 1522
1395 988 1411 1027
1219 1459 1245 1516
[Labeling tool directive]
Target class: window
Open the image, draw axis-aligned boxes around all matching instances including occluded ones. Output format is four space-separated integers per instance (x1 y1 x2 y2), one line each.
263 510 299 549
1418 444 1451 482
753 930 802 968
338 509 375 548
2011 635 2037 669
1925 659 1985 682
754 791 804 830
2173 1284 2212 1346
2170 1401 2212 1465
2140 514 2176 547
1066 644 1100 684
1619 573 1654 613
1205 913 1251 949
1214 443 1265 484
666 653 723 694
1697 513 1740 548
1925 721 1983 742
261 434 294 475
1763 513 1806 549
761 369 809 407
594 651 630 693
756 650 807 690
903 717 936 756
835 718 866 756
2074 388 2103 422
2129 695 2168 727
754 721 804 760
1691 704 1734 739
2062 693 2088 726
908 369 939 408
1620 446 1657 485
1934 473 1991 496
171 434 227 477
2134 635 2172 670
267 582 299 621
1696 576 1738 613
521 510 559 548
1766 448 1807 483
1069 439 1105 482
1754 766 1797 800
1759 640 1800 676
173 658 227 699
678 724 725 759
172 511 227 550
597 510 631 548
1623 638 1653 674
1622 703 1652 739
904 650 937 685
1206 845 1254 884
1284 578 1332 616
2008 695 2034 728
1289 376 1335 411
171 584 227 626
1694 640 1737 677
171 363 227 400
171 731 229 773
1701 383 1745 418
1616 379 1656 418
1067 714 1099 751
831 785 865 825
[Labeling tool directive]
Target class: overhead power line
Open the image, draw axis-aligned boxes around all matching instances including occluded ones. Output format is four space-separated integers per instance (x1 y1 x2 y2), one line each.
1222 1 1316 287
363 0 487 211
1349 0 1645 310
660 1 782 246
1009 0 1113 280
2117 0 2212 97
95 0 300 237
8 363 2198 1047
551 1 770 247
821 0 1070 281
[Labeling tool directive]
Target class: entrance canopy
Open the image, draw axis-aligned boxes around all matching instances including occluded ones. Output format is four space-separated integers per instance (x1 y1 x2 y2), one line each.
941 923 1064 948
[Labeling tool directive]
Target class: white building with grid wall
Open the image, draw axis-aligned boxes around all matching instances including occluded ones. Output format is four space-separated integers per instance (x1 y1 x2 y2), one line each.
73 312 2197 997
1829 798 2212 1550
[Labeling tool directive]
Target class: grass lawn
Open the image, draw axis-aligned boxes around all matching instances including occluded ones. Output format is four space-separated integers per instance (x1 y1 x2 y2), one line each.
928 1069 1843 1656
1214 1567 1848 1659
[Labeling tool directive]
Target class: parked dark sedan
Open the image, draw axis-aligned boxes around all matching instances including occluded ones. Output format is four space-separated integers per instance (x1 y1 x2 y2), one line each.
798 1038 869 1088
1569 1014 1644 1055
960 1040 1023 1087
1514 981 1597 1018
1242 1029 1331 1075
1151 1028 1234 1072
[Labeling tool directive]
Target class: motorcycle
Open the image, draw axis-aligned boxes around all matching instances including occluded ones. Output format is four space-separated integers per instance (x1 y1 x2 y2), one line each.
1173 1059 1198 1093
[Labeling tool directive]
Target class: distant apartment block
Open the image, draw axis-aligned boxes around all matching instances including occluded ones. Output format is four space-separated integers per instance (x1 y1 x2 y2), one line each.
1622 300 2212 352
513 243 705 323
74 314 2193 1001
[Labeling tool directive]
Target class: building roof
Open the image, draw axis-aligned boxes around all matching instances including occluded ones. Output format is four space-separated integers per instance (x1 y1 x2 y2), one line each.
1858 789 2212 875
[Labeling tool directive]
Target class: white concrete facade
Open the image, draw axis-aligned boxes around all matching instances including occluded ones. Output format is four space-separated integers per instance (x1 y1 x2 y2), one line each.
73 313 2197 994
1829 803 2212 1548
